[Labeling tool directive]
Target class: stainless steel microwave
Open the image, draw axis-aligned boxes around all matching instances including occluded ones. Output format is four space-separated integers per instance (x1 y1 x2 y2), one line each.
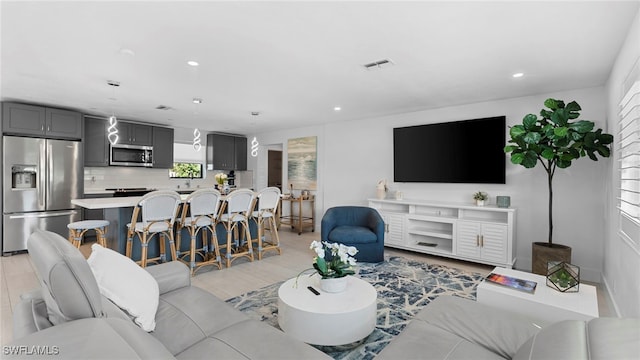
110 144 153 167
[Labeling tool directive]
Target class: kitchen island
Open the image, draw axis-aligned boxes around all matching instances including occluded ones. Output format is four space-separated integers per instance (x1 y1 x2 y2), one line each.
71 195 257 262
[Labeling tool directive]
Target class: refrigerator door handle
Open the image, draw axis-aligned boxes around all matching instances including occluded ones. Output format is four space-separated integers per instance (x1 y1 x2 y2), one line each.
39 140 47 208
9 210 78 219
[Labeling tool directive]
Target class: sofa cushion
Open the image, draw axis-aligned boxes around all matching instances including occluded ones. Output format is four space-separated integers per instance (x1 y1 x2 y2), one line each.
586 317 640 359
376 316 504 360
418 296 541 358
512 320 587 360
6 318 174 359
176 318 330 360
152 286 249 355
87 244 159 332
27 230 104 325
328 226 377 244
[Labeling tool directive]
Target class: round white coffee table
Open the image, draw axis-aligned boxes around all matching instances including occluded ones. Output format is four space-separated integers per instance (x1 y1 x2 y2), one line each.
277 274 377 346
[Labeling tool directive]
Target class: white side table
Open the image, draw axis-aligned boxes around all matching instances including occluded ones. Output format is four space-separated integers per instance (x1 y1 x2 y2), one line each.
477 267 598 326
278 275 377 346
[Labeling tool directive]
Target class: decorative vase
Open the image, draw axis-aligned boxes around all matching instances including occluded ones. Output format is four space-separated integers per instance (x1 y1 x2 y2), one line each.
376 188 386 200
223 181 230 194
319 276 348 293
532 242 572 275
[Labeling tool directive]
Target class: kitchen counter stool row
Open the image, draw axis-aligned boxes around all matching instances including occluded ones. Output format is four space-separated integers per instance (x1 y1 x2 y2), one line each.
118 187 281 274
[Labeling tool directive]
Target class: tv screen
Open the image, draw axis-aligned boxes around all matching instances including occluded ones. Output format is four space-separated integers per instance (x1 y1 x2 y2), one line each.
393 116 506 184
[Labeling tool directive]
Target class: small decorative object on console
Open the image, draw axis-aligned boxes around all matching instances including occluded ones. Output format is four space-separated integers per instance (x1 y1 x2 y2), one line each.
485 272 537 294
214 172 227 186
496 195 511 208
546 261 580 292
473 191 488 206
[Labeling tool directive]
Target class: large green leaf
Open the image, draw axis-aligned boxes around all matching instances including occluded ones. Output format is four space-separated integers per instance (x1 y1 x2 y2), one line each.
553 127 569 137
504 145 517 153
524 132 541 144
600 133 614 145
510 152 525 165
521 151 538 168
569 120 594 133
510 125 526 138
523 114 538 129
315 257 327 274
544 98 560 110
541 148 555 160
557 159 572 168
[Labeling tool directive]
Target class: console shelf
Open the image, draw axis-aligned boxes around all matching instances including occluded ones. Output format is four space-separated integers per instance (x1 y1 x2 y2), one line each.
369 198 516 268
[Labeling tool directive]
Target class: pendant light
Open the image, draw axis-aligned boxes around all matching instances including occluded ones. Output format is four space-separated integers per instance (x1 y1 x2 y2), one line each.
107 80 120 145
192 98 202 151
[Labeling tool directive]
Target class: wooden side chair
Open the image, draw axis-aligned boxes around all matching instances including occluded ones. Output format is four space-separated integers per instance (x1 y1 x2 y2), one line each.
218 188 255 267
251 187 282 260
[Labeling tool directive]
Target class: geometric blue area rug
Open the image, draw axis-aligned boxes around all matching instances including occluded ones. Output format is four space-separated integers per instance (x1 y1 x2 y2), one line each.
226 256 485 359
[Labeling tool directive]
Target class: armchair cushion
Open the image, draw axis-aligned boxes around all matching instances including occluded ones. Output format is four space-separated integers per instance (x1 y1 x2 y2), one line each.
87 244 159 332
327 225 377 244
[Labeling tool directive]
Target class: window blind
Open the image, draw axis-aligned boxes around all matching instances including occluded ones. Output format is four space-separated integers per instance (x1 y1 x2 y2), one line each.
618 80 640 249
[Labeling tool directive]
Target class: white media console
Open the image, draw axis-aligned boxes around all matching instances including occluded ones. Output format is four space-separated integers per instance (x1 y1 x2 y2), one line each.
368 198 516 268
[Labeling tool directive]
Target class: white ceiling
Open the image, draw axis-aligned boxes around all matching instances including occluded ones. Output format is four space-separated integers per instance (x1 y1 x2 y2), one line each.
1 1 638 135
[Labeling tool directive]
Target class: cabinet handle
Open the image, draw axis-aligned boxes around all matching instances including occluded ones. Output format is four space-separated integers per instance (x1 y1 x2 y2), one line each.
385 223 389 233
480 235 484 247
47 125 50 131
476 235 479 246
41 124 44 131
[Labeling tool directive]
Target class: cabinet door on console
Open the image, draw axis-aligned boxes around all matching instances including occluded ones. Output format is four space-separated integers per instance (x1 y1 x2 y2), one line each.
456 220 508 264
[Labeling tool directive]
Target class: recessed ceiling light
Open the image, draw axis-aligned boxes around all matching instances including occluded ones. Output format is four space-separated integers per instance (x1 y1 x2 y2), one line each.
512 72 524 78
334 106 341 111
119 48 135 56
187 60 199 67
192 98 202 104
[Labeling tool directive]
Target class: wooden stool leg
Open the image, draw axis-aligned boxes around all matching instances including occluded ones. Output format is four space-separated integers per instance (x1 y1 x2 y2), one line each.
168 230 177 262
140 233 148 268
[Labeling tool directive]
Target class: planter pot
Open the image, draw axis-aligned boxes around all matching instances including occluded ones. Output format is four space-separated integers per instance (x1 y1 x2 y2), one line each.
532 242 572 275
475 199 485 206
319 276 348 293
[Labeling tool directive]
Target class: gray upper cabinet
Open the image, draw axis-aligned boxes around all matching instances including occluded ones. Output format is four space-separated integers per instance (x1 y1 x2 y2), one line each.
119 122 153 146
152 127 174 168
2 102 82 140
206 133 247 171
84 117 109 167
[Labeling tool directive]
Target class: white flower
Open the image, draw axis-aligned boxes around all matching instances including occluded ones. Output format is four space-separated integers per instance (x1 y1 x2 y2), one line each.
346 246 358 256
347 257 357 266
310 241 325 258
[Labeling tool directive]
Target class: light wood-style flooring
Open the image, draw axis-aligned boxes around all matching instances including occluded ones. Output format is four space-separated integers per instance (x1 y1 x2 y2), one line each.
0 229 614 346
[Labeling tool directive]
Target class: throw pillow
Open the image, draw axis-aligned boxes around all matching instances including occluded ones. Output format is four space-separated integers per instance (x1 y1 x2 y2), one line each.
87 244 159 332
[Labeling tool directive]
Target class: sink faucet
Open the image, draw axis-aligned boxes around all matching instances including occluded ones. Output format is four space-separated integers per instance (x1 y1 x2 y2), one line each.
185 179 191 188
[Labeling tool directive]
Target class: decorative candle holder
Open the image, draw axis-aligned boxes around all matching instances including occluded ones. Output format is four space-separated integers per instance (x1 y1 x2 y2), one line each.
546 261 580 293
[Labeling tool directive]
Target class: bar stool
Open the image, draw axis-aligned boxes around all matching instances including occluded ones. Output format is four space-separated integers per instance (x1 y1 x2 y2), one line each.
251 187 282 260
67 220 110 249
176 188 223 275
219 188 255 267
125 190 181 268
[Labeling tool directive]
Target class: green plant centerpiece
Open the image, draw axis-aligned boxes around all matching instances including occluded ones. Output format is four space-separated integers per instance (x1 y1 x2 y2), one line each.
504 98 613 274
297 241 358 293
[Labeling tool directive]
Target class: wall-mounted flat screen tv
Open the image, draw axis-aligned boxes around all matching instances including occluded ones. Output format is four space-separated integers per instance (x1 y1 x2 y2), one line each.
394 116 506 184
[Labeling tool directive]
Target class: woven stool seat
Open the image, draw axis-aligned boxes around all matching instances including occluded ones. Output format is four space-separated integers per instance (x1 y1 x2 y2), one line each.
67 220 110 249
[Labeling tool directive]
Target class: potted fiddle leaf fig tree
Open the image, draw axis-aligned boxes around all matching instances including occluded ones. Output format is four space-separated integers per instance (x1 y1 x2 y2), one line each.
504 98 613 275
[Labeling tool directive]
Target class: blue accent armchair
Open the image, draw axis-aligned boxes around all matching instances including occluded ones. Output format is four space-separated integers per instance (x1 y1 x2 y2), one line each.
321 206 385 263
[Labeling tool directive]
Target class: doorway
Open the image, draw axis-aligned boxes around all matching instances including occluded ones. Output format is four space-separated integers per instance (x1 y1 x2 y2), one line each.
268 150 283 191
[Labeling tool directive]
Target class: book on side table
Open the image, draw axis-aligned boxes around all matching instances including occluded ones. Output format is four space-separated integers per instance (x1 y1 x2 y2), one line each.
485 272 537 294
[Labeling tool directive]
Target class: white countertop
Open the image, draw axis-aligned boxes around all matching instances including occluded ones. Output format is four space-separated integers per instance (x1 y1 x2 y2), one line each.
72 194 190 209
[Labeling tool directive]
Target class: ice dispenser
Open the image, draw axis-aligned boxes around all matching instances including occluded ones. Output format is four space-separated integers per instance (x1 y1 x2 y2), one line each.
12 165 37 189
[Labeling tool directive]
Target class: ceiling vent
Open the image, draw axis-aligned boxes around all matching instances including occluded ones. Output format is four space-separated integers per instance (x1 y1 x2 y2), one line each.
363 59 394 70
155 105 173 111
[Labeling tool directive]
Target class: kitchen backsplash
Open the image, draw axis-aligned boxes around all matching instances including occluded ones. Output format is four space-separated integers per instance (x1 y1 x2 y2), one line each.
84 167 254 192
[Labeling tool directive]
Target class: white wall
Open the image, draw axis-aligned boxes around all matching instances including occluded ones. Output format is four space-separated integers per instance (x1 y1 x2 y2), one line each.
250 86 610 282
604 8 640 318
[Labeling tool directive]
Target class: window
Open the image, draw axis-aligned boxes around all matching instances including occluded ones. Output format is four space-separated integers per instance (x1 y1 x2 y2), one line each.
169 162 203 179
618 79 640 250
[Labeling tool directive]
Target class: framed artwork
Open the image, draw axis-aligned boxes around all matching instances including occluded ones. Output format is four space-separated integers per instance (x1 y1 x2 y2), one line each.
287 136 317 190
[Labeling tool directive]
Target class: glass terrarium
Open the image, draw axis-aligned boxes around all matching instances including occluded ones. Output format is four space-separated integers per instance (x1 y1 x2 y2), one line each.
546 261 580 292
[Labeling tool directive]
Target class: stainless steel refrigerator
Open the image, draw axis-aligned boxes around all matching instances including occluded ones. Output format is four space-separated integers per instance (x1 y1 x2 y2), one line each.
2 136 82 254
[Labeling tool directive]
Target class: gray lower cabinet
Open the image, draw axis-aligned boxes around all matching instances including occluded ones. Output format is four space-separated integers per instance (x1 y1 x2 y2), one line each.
206 133 247 171
84 117 109 167
152 126 174 168
2 102 82 140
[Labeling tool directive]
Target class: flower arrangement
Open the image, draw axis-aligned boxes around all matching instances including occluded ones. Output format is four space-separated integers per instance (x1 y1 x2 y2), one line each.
309 241 358 279
214 172 228 185
473 191 488 201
